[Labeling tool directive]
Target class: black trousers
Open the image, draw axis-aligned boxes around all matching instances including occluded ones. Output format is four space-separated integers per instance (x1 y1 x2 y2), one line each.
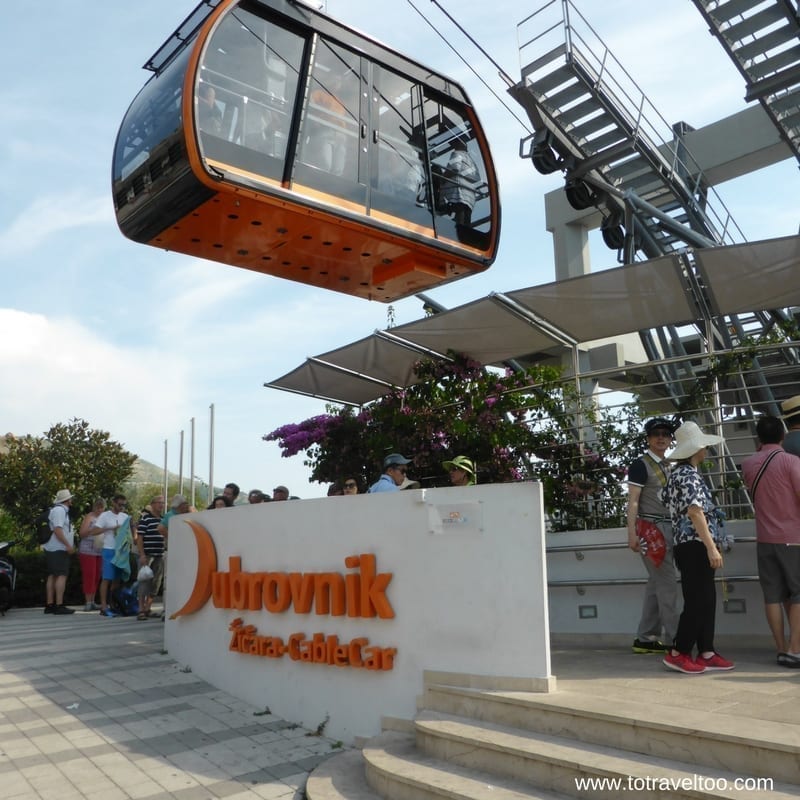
673 539 717 654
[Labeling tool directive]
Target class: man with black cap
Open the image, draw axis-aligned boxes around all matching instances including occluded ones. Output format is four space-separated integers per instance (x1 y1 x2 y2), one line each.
368 453 412 493
625 418 680 654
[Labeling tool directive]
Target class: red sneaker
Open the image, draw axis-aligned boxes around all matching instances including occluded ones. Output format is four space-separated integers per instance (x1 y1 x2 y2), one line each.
663 651 706 674
696 652 734 671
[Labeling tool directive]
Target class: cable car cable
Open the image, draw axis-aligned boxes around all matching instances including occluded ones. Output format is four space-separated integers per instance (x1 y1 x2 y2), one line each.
404 0 532 135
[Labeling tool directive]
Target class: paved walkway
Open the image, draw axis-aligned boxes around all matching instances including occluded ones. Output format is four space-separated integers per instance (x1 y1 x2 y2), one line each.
3 608 799 800
551 634 800 728
0 606 344 800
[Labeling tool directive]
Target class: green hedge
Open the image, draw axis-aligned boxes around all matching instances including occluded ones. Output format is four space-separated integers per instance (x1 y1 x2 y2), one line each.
7 547 140 608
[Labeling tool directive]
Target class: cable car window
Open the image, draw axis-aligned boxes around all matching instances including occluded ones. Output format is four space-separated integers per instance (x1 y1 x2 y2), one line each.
369 66 433 231
295 39 364 205
196 7 305 182
425 99 491 250
113 45 190 186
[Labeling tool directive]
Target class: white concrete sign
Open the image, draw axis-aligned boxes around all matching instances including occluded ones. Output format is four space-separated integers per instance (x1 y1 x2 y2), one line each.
165 482 551 742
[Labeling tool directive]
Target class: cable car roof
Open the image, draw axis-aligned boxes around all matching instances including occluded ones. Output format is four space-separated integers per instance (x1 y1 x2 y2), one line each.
144 0 223 74
144 0 470 103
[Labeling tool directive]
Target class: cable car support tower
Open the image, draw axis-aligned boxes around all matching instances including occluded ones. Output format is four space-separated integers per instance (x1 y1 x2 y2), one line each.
506 0 800 420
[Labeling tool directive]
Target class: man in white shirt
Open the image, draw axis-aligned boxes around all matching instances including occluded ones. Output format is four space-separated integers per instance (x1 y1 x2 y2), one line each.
92 494 130 617
43 489 76 615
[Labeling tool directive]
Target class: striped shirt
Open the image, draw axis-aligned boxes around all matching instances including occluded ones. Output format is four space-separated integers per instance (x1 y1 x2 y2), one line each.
137 510 165 557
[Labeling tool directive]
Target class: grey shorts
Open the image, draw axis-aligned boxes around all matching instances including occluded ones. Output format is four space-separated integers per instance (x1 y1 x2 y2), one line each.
137 578 154 605
44 549 70 577
757 542 800 604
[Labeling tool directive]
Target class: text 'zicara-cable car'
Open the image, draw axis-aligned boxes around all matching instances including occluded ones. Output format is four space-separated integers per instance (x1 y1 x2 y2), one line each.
112 0 500 302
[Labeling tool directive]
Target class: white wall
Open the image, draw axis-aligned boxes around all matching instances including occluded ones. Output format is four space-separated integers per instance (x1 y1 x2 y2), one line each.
165 482 550 742
547 521 765 636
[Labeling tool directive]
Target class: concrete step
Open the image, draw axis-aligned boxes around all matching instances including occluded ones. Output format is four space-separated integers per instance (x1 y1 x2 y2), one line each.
363 731 570 800
422 683 800 784
414 710 797 800
306 748 382 800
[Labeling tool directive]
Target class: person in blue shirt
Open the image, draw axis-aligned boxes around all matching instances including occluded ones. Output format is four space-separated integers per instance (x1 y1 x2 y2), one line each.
368 453 412 493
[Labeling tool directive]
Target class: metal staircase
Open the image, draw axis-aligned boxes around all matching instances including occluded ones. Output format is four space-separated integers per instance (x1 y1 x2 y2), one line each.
691 0 800 163
507 0 799 425
509 0 745 261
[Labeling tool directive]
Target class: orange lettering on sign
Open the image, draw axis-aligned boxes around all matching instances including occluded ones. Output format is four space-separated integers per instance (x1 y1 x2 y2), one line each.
228 620 397 670
170 521 395 622
209 554 394 619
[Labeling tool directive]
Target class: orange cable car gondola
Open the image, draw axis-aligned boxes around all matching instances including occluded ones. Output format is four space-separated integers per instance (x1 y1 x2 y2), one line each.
112 0 500 302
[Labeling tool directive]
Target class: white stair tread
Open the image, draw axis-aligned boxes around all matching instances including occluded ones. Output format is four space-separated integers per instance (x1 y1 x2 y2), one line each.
427 683 800 752
364 731 571 800
306 748 382 800
415 711 798 800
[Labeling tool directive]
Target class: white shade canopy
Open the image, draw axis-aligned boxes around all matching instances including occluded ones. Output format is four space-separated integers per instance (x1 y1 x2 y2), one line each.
266 235 800 405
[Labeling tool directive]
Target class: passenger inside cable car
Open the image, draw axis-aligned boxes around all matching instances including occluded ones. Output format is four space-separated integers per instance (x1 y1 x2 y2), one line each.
112 0 500 302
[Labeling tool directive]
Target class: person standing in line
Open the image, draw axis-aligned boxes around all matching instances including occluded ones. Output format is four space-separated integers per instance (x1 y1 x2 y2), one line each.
625 418 680 654
367 454 412 493
135 495 166 618
92 494 130 618
157 494 191 619
223 483 240 505
248 490 267 503
272 485 290 501
442 455 477 486
342 478 360 496
77 498 106 611
159 494 190 538
43 489 76 615
208 495 232 510
780 395 800 456
661 422 734 674
741 415 800 667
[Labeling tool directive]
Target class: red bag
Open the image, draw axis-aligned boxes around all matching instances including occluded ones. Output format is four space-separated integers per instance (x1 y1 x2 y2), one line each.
636 518 666 567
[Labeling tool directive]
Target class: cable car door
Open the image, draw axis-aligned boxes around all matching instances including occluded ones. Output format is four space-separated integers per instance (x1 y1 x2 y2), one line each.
368 65 434 234
294 39 366 209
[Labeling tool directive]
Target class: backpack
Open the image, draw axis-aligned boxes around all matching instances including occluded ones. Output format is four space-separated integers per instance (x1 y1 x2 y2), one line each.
112 584 139 617
36 508 53 545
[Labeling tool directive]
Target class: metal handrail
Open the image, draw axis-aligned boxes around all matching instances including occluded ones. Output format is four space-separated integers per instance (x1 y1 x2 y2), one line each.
549 574 759 587
546 537 757 554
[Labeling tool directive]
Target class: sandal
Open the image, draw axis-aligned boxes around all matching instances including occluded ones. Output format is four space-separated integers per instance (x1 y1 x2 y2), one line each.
137 612 148 621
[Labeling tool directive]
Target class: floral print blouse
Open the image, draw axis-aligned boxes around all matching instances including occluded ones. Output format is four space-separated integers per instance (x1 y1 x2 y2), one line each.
661 463 724 546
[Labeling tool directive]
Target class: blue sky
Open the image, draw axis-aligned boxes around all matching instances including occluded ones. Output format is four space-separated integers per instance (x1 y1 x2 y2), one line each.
2 0 797 499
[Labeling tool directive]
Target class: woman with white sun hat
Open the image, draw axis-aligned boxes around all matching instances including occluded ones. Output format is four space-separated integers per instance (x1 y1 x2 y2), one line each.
660 421 734 675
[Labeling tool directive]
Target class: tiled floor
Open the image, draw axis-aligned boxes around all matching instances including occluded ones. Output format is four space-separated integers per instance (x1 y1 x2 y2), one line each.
0 606 345 800
551 634 800 728
4 607 799 800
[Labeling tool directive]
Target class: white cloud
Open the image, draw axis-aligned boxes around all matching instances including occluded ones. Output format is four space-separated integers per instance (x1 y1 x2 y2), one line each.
0 308 188 457
0 192 112 258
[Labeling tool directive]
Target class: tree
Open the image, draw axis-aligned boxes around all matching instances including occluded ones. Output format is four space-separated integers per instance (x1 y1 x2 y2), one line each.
265 353 645 528
0 419 137 545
